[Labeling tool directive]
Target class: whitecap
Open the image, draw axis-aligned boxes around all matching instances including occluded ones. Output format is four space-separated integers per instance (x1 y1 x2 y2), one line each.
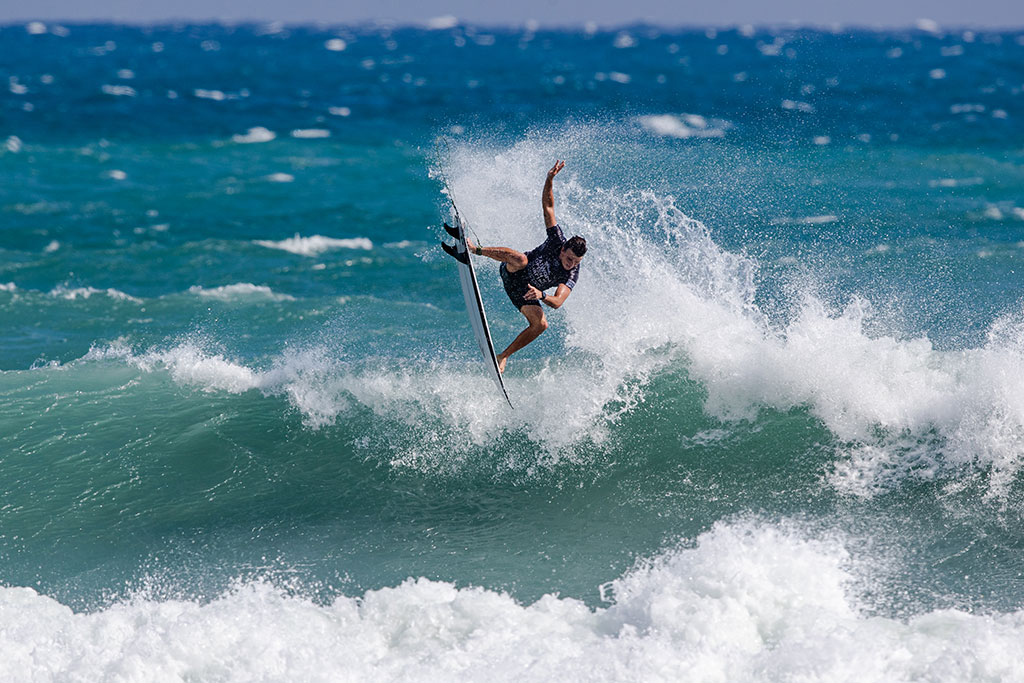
265 172 295 183
101 84 136 97
195 89 227 101
324 38 347 51
187 283 295 302
232 127 276 144
49 286 141 303
613 32 635 48
254 234 373 256
928 177 983 188
950 103 984 114
771 215 839 225
290 129 330 139
781 99 815 113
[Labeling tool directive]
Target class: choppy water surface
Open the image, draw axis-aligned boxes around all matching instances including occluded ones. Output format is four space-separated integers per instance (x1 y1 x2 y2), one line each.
2 21 1024 681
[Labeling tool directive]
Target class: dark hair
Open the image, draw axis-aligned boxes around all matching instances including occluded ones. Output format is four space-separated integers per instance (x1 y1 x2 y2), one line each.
564 235 587 257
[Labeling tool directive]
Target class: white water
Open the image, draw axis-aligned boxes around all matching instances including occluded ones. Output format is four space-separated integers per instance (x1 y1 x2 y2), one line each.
2 520 1021 682
441 134 1024 497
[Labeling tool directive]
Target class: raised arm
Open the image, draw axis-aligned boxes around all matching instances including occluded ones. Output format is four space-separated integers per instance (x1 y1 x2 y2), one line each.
542 160 565 228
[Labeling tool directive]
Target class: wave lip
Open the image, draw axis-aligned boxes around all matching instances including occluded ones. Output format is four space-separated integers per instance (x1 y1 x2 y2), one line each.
254 234 373 256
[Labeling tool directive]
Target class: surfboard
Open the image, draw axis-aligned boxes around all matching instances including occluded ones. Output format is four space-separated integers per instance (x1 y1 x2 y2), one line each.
441 215 514 408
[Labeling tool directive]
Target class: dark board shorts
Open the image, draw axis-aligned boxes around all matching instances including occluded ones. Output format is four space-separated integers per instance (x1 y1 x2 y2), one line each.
500 263 541 309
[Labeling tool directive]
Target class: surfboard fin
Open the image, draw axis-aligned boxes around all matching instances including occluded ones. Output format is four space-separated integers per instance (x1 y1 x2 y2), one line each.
441 241 469 264
443 222 460 239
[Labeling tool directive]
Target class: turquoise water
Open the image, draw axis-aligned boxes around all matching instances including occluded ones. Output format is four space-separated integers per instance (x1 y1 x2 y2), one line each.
3 22 1024 680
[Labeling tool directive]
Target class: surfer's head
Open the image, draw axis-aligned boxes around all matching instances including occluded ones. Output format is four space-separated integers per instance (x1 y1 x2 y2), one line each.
560 235 586 270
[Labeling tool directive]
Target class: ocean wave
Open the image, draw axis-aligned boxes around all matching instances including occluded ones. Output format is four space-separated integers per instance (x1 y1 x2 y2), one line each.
254 234 373 256
2 521 1020 682
35 133 1024 496
438 133 1024 496
187 283 296 301
48 286 141 303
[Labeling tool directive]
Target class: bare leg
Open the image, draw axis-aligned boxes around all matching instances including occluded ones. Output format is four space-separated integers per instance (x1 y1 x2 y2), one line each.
496 305 548 373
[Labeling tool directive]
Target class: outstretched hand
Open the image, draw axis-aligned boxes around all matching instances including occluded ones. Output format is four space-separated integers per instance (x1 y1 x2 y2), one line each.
547 160 565 179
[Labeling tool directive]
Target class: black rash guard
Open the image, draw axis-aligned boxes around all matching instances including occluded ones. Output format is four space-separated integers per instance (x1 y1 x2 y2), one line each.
499 225 580 309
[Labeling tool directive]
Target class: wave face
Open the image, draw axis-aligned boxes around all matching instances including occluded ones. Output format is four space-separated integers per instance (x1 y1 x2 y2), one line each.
3 23 1024 681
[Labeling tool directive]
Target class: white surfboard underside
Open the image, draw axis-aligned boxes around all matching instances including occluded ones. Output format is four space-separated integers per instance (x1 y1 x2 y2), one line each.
450 216 513 408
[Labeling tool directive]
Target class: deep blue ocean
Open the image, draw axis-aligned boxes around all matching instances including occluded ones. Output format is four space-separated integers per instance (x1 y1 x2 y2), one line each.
3 20 1024 680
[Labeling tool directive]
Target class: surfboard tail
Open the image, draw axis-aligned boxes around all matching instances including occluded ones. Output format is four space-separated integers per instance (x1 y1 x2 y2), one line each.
441 240 470 264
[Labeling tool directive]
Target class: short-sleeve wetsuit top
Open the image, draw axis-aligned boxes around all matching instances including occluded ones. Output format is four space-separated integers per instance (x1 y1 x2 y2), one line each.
499 225 580 309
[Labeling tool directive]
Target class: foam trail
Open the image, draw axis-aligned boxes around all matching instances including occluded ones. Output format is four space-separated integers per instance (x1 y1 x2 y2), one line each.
2 521 1022 682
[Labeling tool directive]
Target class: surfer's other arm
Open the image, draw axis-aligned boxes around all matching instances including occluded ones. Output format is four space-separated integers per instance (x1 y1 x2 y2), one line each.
542 160 565 229
524 283 570 309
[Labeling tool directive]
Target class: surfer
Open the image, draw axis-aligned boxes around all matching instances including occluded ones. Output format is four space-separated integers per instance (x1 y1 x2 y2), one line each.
461 161 586 373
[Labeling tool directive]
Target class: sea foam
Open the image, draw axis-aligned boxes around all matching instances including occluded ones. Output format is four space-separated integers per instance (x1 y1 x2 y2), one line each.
1 521 1021 682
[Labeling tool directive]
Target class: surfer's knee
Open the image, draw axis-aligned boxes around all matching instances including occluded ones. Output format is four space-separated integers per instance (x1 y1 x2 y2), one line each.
508 252 528 270
529 316 548 333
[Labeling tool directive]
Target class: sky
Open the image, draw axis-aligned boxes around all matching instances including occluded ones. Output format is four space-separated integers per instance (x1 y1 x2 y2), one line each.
2 0 1023 28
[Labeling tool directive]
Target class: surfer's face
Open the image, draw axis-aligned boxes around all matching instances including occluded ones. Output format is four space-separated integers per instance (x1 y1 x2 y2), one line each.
560 247 583 271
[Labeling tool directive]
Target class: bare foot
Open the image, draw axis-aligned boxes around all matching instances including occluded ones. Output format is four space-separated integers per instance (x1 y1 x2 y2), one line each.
497 355 508 374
